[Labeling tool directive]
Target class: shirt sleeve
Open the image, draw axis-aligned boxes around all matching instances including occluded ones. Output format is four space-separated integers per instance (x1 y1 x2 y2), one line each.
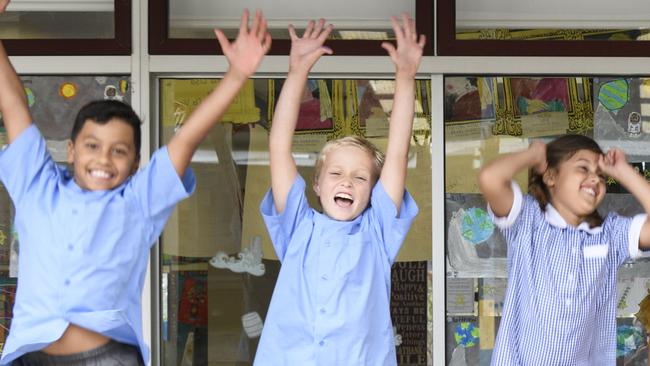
259 175 311 262
368 181 418 263
0 124 58 206
127 146 196 244
606 212 647 266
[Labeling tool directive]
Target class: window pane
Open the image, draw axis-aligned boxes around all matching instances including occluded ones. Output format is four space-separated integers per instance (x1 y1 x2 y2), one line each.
0 1 114 39
158 77 432 365
168 0 415 40
444 76 650 364
455 0 650 41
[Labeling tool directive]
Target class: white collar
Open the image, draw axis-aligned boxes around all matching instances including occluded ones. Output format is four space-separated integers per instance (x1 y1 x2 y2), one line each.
544 203 602 235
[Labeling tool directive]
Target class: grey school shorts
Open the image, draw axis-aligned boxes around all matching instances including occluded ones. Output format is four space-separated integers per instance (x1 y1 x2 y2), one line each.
12 340 144 366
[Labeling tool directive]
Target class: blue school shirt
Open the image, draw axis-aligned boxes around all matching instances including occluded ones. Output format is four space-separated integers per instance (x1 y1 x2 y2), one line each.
0 125 195 365
255 175 418 366
489 182 647 366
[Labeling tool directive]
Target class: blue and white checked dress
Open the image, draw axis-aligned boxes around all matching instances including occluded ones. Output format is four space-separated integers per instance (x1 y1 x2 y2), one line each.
489 182 647 366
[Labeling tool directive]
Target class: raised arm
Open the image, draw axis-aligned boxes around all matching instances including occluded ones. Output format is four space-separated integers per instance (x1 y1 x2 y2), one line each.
166 9 271 177
598 149 650 249
378 13 425 211
0 1 32 143
269 19 332 213
477 141 547 217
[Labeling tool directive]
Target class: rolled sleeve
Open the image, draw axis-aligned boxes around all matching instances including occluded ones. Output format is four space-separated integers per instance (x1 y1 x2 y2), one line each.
0 124 56 205
625 214 648 260
369 181 418 263
129 146 196 244
260 175 311 262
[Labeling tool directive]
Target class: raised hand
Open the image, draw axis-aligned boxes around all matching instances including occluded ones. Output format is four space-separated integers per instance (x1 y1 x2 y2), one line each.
598 148 629 179
381 13 425 78
288 19 333 75
528 140 548 174
0 0 8 13
214 9 271 80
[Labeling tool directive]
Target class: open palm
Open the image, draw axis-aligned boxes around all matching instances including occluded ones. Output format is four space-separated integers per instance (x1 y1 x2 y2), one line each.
214 9 271 78
382 13 425 77
288 19 333 74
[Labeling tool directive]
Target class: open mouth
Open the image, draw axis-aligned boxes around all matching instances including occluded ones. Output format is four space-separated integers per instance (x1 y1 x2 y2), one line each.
580 186 596 197
334 193 354 207
89 169 113 180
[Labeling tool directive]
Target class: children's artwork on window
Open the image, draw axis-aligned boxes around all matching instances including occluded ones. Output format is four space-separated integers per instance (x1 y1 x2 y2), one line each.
160 79 260 129
616 325 645 358
11 76 131 141
390 261 428 365
446 194 507 278
594 78 650 162
209 236 266 276
178 273 208 327
459 208 494 245
444 77 495 142
490 77 593 137
445 77 495 122
454 322 480 348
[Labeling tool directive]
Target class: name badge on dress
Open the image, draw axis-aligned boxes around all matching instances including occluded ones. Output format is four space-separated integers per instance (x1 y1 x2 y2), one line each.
583 244 608 259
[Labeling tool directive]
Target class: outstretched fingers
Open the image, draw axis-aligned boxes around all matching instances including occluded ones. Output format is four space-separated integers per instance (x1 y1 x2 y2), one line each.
238 9 250 36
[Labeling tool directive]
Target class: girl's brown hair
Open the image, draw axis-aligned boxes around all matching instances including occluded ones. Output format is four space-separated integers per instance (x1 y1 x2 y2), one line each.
528 134 604 227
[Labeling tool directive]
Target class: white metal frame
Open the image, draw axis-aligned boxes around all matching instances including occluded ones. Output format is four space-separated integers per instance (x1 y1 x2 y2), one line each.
5 0 650 365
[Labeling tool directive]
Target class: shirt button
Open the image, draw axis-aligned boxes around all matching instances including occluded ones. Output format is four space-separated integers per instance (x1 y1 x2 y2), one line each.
321 275 328 280
319 308 326 314
565 298 572 306
64 279 70 286
325 241 331 247
319 340 325 346
71 209 78 215
67 244 74 251
567 274 574 281
572 248 578 255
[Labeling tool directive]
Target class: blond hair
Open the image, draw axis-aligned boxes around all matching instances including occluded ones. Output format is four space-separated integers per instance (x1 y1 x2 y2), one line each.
313 135 385 183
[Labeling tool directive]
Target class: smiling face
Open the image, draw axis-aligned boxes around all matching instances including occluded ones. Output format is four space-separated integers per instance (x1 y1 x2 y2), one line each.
67 118 139 191
313 145 377 221
544 149 606 226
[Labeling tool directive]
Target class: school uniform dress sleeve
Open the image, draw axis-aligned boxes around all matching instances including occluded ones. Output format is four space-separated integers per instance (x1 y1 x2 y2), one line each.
0 124 57 206
127 146 196 245
368 181 418 263
604 212 647 266
259 174 312 262
487 181 536 251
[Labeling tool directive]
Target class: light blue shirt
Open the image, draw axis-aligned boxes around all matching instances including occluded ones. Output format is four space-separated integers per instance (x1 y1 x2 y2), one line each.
0 125 195 365
489 182 646 366
255 175 418 366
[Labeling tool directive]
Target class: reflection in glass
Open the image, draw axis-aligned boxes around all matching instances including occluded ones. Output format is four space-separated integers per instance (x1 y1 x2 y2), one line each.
455 0 650 41
0 10 114 39
444 75 650 365
159 77 432 365
168 0 415 40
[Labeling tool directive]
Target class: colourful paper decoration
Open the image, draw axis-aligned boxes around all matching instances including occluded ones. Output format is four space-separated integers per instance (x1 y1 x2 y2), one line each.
598 79 629 111
461 207 495 245
454 322 479 348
